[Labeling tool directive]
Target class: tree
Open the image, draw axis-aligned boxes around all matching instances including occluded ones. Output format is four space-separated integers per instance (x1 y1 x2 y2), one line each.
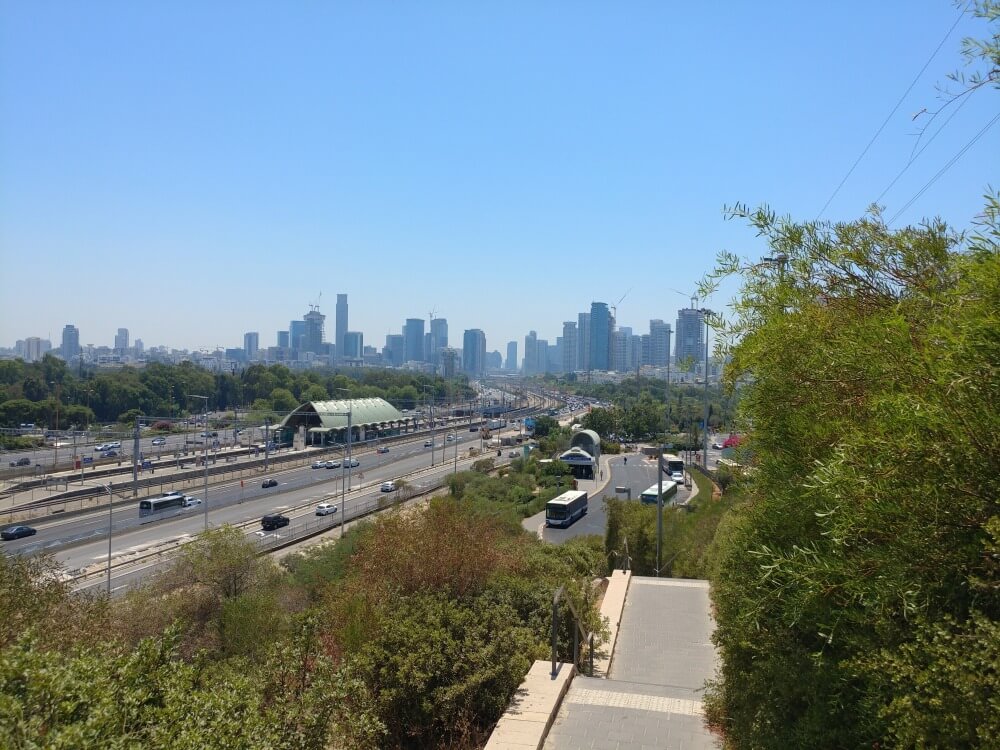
701 198 1000 747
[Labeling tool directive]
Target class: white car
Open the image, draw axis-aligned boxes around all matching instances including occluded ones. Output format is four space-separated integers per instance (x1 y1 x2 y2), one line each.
311 461 326 469
108 441 121 449
183 496 202 507
670 471 684 485
325 460 342 469
94 444 108 452
345 458 359 468
380 481 396 492
315 503 338 516
151 437 166 446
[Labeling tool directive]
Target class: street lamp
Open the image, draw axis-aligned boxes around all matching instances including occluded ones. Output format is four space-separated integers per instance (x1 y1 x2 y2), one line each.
187 394 210 530
50 382 61 472
698 310 715 467
422 384 435 468
103 482 113 595
335 388 353 539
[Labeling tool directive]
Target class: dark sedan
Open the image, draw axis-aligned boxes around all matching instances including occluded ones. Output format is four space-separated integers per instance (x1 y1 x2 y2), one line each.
1 525 37 541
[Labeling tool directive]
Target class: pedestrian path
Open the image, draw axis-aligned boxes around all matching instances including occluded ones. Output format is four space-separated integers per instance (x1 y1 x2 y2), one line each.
544 577 720 749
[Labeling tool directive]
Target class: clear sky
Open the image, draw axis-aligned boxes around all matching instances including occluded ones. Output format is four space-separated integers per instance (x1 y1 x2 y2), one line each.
1 1 996 354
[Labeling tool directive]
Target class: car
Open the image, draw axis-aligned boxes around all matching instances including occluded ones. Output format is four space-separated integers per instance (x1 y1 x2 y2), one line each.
424 440 433 447
183 496 202 507
1 525 37 541
9 457 30 467
261 478 278 488
311 461 326 469
345 458 359 468
377 446 390 454
260 514 289 531
469 426 479 432
670 471 684 484
101 450 118 458
446 434 455 442
151 437 167 446
108 441 121 449
325 460 341 469
315 503 338 516
711 442 724 450
508 450 520 458
380 481 396 492
94 444 107 452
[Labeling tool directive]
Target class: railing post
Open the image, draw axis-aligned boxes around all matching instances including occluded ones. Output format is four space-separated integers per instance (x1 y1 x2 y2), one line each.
551 586 564 677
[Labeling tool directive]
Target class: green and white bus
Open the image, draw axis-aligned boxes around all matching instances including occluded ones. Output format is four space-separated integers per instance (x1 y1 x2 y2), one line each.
545 490 589 528
640 481 678 505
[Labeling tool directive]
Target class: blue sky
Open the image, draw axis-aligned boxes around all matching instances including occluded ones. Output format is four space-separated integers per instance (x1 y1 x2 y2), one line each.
1 1 996 354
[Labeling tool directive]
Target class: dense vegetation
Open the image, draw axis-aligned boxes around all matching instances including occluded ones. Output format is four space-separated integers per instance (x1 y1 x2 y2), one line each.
701 197 1000 746
0 461 605 749
0 358 475 429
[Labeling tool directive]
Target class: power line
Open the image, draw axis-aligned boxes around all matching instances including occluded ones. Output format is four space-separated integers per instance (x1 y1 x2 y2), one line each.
888 110 1000 226
816 2 970 221
872 91 974 206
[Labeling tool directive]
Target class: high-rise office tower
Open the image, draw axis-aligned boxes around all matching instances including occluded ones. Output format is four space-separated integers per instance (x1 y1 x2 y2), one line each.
675 300 704 365
61 325 80 361
384 334 405 366
562 321 577 373
289 320 306 351
463 329 486 375
506 341 518 371
536 340 549 374
335 294 348 361
523 331 538 375
430 318 448 363
649 320 671 367
577 312 591 372
277 330 290 349
343 331 363 359
303 308 325 354
114 328 129 353
134 339 144 355
244 332 259 361
589 303 611 371
403 318 425 362
24 337 43 362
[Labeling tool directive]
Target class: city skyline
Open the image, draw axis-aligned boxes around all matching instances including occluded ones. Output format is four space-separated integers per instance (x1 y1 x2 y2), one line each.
2 4 996 350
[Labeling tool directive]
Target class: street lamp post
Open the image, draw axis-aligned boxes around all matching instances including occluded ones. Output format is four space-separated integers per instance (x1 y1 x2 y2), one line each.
422 385 435 468
103 482 113 595
698 310 715 468
335 389 353 539
187 394 210 530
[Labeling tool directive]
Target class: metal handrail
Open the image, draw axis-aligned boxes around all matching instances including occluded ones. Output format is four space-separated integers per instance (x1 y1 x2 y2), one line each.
551 585 595 677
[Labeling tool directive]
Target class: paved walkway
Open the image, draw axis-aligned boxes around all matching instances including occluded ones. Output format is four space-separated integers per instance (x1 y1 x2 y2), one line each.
544 577 720 750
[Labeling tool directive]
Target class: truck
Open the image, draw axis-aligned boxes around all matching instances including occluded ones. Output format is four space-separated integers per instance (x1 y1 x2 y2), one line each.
488 419 506 430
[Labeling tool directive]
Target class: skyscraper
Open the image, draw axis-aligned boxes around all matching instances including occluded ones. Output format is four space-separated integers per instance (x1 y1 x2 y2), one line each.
384 334 405 366
524 331 538 375
61 324 80 361
675 300 705 366
650 320 672 367
403 318 425 362
343 331 363 359
244 332 259 361
303 308 325 354
289 320 306 351
506 341 518 371
335 294 348 361
577 312 591 372
430 318 448 363
536 340 549 374
463 329 486 375
114 328 129 353
589 302 612 371
562 321 577 373
277 330 290 349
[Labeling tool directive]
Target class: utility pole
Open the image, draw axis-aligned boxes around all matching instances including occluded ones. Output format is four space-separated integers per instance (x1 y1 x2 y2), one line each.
656 443 664 577
132 418 140 496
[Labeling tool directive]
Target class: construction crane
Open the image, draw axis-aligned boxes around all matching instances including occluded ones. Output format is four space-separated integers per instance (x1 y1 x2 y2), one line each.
610 288 631 321
309 291 323 312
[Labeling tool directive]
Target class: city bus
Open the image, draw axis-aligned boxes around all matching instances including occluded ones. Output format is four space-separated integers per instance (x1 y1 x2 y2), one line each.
640 480 678 505
545 490 588 528
139 492 186 516
662 453 684 476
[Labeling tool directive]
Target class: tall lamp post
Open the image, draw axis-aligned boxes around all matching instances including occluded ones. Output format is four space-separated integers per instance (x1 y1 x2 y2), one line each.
334 389 353 538
698 310 715 468
422 385 435 467
103 483 114 595
187 394 210 530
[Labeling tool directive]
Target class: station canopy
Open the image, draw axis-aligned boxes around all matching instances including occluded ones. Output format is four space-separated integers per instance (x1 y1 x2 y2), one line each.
280 398 407 432
569 429 601 457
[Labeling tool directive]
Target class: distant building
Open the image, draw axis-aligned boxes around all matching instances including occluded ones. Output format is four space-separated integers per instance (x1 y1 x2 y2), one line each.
562 321 577 373
244 332 259 361
343 331 363 359
589 302 612 371
384 334 405 367
524 330 538 375
536 339 549 374
577 312 591 372
403 318 424 363
335 294 348 362
289 320 306 352
277 330 290 349
463 329 486 375
650 319 671 367
61 324 80 361
675 300 704 366
440 348 458 377
24 336 44 363
114 328 129 353
303 308 325 354
506 341 518 371
430 317 448 364
486 350 503 371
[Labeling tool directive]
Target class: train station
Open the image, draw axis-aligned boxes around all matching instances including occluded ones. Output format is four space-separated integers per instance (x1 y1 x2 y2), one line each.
275 397 411 447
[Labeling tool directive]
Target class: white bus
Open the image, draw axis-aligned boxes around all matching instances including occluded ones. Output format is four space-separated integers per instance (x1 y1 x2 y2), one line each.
139 492 186 516
545 490 588 528
640 481 678 505
662 453 684 476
